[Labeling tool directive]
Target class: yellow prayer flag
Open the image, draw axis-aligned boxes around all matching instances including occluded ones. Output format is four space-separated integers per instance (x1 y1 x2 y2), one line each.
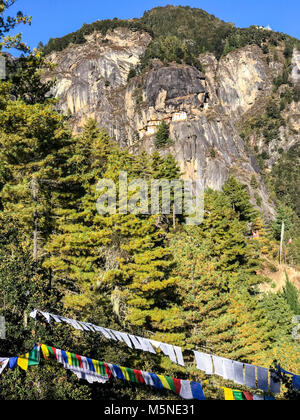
17 353 29 371
41 344 50 359
120 366 130 381
66 352 72 366
92 360 101 375
223 387 235 400
157 375 172 391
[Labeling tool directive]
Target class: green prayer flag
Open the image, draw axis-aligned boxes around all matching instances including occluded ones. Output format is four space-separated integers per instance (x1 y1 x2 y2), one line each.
71 353 80 368
165 376 176 393
233 390 244 400
99 361 107 377
47 346 55 359
127 368 138 383
28 346 40 367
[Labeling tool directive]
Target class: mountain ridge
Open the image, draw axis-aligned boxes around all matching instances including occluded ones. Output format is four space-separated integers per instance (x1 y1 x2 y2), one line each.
41 6 300 219
42 5 300 59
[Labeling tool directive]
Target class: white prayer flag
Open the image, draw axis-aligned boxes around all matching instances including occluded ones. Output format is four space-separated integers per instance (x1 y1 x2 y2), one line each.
50 314 62 323
104 329 118 341
55 349 64 365
160 343 177 363
85 323 97 332
142 371 155 386
174 346 185 367
0 358 9 375
212 356 225 377
29 309 38 319
119 332 132 348
93 325 113 340
233 361 244 385
40 311 51 323
149 339 161 349
68 319 84 331
194 351 213 375
223 358 235 381
179 381 193 399
129 335 144 350
136 337 156 354
81 356 90 372
76 321 92 332
244 364 256 389
111 330 132 349
270 371 281 394
257 366 269 392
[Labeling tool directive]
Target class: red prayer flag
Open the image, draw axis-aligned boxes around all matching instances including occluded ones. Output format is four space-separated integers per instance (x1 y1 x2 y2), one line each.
75 354 83 369
173 378 182 396
243 391 253 400
104 363 112 379
133 369 145 384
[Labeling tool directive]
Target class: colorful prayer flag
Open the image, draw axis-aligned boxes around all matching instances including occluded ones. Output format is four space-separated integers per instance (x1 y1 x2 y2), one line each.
233 390 243 400
17 346 39 371
223 388 235 400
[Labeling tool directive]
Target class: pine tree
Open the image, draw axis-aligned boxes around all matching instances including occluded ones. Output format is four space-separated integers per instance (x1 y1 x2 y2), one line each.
7 52 54 105
45 128 183 345
0 1 31 52
154 121 172 149
170 189 270 363
0 84 73 257
196 190 259 276
272 205 294 240
223 176 258 222
170 230 235 354
43 120 116 310
228 289 273 365
283 273 300 315
260 291 294 342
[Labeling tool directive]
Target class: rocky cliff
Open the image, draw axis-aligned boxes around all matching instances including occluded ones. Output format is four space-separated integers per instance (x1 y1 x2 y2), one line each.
44 27 300 218
292 49 300 84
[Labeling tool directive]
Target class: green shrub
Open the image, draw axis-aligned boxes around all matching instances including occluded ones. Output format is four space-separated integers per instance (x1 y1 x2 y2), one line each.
293 86 300 102
254 192 262 207
127 68 137 80
154 120 173 149
210 147 216 158
250 175 259 189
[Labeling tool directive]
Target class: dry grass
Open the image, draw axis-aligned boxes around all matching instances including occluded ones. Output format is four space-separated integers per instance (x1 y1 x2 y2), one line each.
260 263 300 292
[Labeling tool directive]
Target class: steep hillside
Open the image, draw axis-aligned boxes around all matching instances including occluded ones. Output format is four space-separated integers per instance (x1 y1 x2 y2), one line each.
260 264 300 292
42 6 300 218
1 3 300 401
43 5 300 61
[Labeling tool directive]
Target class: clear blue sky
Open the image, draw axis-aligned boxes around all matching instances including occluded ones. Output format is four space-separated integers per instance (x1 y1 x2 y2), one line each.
5 0 300 51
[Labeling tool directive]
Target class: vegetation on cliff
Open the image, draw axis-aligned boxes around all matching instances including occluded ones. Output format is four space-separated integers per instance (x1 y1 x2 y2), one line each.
43 5 300 71
0 71 299 397
0 2 299 401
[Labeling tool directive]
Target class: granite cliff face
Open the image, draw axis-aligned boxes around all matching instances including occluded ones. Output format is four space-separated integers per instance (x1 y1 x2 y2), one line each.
45 28 152 133
292 49 300 84
44 29 300 217
202 46 272 120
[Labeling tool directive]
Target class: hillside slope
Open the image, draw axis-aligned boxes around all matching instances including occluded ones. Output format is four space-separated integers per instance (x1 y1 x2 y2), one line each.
42 6 300 218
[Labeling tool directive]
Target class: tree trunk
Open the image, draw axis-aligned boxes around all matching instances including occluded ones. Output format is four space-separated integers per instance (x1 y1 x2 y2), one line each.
31 177 39 268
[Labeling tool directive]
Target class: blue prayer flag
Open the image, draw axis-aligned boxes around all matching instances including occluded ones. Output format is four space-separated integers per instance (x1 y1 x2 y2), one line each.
191 382 205 400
